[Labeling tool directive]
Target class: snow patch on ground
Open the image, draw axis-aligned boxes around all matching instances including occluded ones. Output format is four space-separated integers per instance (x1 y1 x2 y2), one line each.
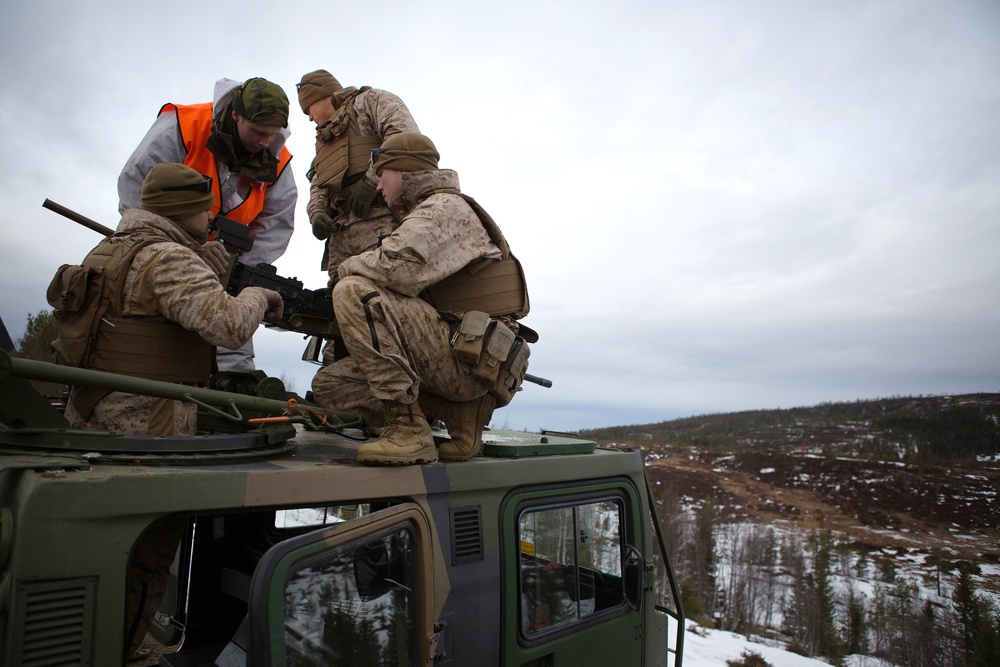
683 620 903 666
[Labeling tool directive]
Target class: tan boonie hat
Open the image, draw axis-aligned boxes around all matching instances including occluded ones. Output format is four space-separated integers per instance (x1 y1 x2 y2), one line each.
140 163 216 220
371 132 440 174
297 69 343 113
232 77 289 128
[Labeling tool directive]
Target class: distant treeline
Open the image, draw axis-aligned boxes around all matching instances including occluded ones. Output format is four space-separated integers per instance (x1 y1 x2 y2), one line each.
582 394 1000 461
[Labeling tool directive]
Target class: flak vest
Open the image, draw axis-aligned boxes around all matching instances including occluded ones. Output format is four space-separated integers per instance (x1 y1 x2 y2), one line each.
420 195 534 406
159 102 293 224
46 230 215 418
311 87 381 206
420 194 531 323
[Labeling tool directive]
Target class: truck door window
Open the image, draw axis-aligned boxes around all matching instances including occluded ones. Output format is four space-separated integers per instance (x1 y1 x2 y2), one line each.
274 504 369 529
282 527 415 666
517 499 624 637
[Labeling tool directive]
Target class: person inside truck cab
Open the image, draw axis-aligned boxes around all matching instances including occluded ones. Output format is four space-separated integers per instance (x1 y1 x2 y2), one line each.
310 132 533 465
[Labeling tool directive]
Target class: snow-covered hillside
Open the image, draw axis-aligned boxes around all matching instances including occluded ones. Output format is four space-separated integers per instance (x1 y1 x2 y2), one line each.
683 621 894 667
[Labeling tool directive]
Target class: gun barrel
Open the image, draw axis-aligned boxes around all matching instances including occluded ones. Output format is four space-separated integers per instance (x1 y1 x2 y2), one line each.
1 351 360 429
43 198 115 237
524 373 553 388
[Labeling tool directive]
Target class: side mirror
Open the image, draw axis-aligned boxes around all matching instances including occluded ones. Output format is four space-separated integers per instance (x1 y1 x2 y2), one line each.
623 544 643 611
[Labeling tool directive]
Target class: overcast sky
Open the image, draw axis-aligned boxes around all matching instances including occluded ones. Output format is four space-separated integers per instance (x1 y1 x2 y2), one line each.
1 1 997 432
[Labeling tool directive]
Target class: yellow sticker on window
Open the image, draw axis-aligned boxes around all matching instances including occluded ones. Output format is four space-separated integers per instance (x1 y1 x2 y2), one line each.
520 539 535 556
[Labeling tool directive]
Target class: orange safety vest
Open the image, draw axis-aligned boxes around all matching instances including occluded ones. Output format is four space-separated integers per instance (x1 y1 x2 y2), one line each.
158 102 293 225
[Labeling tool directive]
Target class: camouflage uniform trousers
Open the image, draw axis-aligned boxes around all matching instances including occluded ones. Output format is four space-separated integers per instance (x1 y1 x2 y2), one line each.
322 202 396 275
319 202 396 367
65 392 198 436
125 516 187 659
311 275 487 412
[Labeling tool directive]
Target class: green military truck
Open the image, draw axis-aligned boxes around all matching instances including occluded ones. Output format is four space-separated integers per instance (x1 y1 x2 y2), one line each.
0 334 683 666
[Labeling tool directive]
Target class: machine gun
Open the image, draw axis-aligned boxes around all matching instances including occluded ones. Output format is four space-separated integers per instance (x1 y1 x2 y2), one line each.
42 200 552 386
42 199 339 340
210 215 337 339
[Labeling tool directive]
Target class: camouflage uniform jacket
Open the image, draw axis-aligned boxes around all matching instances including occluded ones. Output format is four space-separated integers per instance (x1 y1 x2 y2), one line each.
337 168 502 297
307 87 419 218
64 208 273 436
308 87 419 273
313 169 501 410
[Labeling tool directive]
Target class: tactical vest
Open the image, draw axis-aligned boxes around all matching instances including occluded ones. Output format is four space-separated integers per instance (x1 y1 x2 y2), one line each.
420 195 530 321
47 230 215 418
311 87 381 201
159 102 293 225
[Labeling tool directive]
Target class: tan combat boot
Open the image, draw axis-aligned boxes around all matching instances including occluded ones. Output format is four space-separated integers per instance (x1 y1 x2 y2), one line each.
354 404 386 437
356 401 436 466
421 392 497 462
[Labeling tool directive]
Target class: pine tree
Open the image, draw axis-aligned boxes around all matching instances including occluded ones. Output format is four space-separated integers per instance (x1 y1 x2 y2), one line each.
693 497 718 620
14 309 65 396
953 566 1000 667
15 310 58 360
842 584 868 656
809 529 843 661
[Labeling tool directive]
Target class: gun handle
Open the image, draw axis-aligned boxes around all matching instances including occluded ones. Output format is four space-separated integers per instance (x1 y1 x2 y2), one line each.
301 336 324 364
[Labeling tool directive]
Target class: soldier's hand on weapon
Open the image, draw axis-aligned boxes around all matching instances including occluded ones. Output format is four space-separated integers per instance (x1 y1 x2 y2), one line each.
196 241 230 276
310 211 338 240
259 288 285 320
349 180 379 217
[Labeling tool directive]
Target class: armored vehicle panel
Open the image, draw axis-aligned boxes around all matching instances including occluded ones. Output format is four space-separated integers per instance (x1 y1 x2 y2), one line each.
0 347 683 666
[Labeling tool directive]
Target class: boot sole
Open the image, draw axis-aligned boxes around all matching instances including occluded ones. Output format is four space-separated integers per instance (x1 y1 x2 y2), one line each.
437 443 483 462
357 448 437 466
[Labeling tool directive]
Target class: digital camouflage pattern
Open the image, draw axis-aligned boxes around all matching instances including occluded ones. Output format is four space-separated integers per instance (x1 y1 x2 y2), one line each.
308 87 419 273
337 169 501 296
64 208 274 436
312 168 501 411
311 276 487 411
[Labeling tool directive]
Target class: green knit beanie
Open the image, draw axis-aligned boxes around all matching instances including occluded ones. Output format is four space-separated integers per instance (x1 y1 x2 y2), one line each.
371 132 440 174
297 69 343 113
140 163 216 220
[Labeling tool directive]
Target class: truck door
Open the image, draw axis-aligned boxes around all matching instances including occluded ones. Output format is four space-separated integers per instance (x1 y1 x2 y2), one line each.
246 503 435 667
502 482 647 666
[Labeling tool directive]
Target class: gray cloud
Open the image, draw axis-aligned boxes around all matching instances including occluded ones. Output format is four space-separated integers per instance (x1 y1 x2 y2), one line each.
2 0 997 432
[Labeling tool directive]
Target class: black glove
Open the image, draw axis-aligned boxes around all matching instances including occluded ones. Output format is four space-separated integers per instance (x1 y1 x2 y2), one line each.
348 181 379 218
310 211 338 240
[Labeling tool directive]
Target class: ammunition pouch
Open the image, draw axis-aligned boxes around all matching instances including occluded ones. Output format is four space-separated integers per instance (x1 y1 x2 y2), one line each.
46 230 216 420
491 337 530 407
451 310 491 365
451 311 530 407
47 263 99 367
47 230 167 368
